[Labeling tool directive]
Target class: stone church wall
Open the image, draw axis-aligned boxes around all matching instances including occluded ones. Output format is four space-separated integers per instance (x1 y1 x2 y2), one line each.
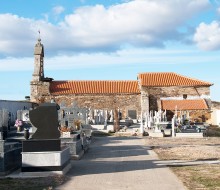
141 86 211 111
43 93 141 119
32 81 211 121
144 86 210 99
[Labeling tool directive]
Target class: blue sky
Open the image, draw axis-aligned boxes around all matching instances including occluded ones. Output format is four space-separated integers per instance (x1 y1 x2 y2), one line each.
0 0 220 101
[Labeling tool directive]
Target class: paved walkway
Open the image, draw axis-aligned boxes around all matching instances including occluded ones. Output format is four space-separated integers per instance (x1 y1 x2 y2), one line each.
56 136 186 190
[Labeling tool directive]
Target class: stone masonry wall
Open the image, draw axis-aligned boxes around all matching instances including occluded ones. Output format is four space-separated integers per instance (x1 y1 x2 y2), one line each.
141 86 211 111
43 93 141 119
30 81 50 103
144 86 210 99
32 82 211 121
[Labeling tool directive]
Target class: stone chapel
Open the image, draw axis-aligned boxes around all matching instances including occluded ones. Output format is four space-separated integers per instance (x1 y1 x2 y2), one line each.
30 38 213 122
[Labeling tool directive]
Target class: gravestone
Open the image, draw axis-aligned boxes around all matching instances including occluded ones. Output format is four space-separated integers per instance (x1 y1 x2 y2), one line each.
0 110 22 175
70 102 88 124
58 102 89 128
0 110 9 140
21 103 71 174
22 110 30 122
0 110 3 140
17 110 23 120
1 109 9 127
67 114 74 128
23 103 60 152
0 110 2 128
58 102 90 159
30 103 60 139
128 110 137 119
59 109 66 127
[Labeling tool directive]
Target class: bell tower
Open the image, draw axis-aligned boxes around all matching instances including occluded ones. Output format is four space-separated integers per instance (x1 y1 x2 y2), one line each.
30 36 51 103
32 37 44 81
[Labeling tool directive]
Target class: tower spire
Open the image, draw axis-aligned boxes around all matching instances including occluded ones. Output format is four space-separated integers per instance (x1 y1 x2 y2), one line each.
38 30 41 41
32 32 44 81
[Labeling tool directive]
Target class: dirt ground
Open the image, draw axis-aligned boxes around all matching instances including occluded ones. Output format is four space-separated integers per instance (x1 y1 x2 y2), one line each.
145 137 220 160
144 137 220 190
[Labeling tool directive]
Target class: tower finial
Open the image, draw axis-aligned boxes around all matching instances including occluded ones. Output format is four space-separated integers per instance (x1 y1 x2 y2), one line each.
38 30 41 42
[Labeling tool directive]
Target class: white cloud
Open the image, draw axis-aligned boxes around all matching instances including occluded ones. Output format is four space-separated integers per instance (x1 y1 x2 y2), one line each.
0 0 210 57
0 14 36 56
194 21 220 50
62 0 209 48
0 57 33 71
52 6 65 16
1 47 219 72
218 7 220 14
52 5 65 15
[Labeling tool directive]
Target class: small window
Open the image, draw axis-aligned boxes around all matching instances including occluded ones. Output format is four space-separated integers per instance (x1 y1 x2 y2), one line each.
183 94 187 99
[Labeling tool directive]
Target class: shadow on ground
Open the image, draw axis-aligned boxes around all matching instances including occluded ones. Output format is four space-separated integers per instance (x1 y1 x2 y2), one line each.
66 136 162 177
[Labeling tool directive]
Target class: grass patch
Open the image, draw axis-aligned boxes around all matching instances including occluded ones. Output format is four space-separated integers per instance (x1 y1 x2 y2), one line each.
172 164 220 190
146 137 220 189
92 131 115 137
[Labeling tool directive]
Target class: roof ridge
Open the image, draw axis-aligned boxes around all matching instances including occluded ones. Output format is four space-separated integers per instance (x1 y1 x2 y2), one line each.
138 72 213 86
52 80 138 82
138 72 174 75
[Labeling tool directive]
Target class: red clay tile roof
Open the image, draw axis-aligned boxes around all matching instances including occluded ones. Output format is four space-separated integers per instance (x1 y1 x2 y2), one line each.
161 99 208 110
138 72 213 87
50 80 140 95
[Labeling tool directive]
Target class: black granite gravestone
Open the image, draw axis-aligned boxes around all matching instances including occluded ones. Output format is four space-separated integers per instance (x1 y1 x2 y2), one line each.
22 103 61 152
30 103 60 139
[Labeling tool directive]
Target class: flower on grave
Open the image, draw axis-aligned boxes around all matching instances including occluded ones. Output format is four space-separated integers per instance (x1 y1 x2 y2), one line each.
59 126 75 133
59 126 70 132
14 119 23 127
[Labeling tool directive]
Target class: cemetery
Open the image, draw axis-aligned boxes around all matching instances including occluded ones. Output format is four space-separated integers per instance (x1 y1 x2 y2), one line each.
0 96 211 177
0 92 216 176
0 101 92 176
0 38 219 189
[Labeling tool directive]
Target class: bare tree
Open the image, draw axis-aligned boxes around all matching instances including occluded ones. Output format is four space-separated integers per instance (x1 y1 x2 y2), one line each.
114 108 120 132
